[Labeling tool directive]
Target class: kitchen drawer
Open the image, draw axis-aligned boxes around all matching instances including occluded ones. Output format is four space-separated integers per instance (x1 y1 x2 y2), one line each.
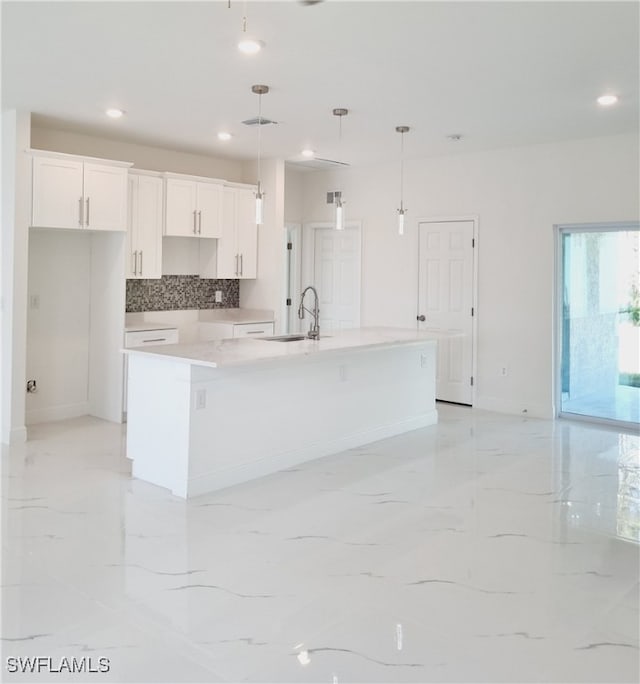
124 328 179 348
233 322 274 338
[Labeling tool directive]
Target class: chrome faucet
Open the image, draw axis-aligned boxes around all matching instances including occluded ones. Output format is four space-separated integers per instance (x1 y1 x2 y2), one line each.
298 286 320 340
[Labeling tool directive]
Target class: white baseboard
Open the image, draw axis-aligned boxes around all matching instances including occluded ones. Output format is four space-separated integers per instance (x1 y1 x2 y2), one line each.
185 410 439 499
26 402 90 426
475 395 552 420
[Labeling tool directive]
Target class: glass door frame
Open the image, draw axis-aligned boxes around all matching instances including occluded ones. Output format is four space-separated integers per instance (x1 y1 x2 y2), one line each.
554 221 640 431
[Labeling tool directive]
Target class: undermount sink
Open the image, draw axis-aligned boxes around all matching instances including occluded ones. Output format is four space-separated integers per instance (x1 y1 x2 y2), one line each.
263 334 331 342
263 334 309 342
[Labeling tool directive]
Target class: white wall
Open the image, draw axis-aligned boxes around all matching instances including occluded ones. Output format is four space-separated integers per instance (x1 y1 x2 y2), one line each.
1 111 30 444
31 127 244 180
240 158 287 333
299 133 640 418
284 166 305 224
26 230 92 423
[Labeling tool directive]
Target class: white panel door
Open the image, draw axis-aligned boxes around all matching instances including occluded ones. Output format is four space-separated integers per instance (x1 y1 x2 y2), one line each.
313 227 361 332
83 163 128 231
418 220 475 404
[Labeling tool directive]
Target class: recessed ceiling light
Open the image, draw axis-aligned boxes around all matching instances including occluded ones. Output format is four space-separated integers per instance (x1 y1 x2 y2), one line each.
217 131 232 141
105 108 124 119
597 94 618 106
301 148 315 158
238 38 264 55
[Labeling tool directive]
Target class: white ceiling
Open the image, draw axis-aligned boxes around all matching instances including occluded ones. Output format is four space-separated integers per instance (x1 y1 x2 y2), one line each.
2 1 638 167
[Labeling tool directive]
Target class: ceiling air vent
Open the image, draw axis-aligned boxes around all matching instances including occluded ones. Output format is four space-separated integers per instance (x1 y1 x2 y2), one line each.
242 116 278 126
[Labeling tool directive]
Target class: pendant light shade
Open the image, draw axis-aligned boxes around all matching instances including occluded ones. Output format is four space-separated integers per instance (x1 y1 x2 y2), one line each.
333 108 348 231
396 126 410 236
252 84 269 226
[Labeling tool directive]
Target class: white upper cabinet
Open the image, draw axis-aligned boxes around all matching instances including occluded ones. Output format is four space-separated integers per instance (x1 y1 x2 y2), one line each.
216 186 257 279
164 175 223 238
126 172 163 279
31 152 130 231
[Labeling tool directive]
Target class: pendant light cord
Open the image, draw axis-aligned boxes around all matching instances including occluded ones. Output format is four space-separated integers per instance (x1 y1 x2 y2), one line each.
400 130 404 212
257 91 262 190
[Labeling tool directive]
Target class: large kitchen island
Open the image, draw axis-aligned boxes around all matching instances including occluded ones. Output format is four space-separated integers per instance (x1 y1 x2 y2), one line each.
125 328 439 498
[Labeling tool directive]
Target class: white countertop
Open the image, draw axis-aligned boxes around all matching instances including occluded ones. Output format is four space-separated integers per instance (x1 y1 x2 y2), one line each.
125 322 179 333
124 327 447 369
197 308 274 324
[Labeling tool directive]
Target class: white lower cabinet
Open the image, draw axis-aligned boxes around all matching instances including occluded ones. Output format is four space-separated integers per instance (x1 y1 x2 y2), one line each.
198 321 274 341
126 171 163 279
123 328 179 417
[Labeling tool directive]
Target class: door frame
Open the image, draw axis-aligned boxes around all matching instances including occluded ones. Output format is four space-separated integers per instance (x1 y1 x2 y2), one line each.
553 220 640 429
283 223 302 334
417 215 479 406
301 220 363 329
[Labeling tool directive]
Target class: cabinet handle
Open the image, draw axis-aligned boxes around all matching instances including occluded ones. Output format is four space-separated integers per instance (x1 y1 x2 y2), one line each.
235 254 239 276
142 338 167 343
239 253 243 276
198 210 202 234
138 250 143 276
193 210 197 234
86 197 90 226
132 251 138 276
79 197 84 226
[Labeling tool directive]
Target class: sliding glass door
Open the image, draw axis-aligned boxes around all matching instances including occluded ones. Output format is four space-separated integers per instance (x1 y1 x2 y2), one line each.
558 224 639 427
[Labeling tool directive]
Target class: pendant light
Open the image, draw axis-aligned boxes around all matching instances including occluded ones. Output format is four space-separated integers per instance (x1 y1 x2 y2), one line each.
237 1 264 54
332 108 348 231
252 84 269 225
396 126 409 236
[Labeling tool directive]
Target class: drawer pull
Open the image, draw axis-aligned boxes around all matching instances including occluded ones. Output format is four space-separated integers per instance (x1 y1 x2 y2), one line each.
245 330 263 335
142 337 167 343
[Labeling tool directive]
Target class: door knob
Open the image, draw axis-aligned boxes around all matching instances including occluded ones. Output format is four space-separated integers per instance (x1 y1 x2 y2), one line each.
417 315 426 322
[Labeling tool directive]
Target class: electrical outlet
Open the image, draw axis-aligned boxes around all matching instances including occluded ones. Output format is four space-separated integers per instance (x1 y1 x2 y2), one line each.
29 295 40 309
26 380 37 393
215 290 223 303
195 389 206 409
500 366 508 376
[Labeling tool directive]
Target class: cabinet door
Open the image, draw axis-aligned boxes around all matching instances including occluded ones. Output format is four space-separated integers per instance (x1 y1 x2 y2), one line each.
165 178 197 236
136 175 163 278
83 163 128 231
196 182 222 238
236 188 258 279
32 156 84 229
126 175 138 278
216 187 239 278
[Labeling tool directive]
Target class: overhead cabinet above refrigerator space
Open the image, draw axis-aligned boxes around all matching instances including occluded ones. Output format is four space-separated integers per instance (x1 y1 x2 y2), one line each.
31 150 131 231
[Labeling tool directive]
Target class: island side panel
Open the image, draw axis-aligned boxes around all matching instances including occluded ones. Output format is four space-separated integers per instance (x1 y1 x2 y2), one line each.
126 354 192 497
186 340 437 497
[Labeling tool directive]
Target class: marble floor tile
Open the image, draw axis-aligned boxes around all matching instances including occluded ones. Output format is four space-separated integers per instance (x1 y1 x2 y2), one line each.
1 406 638 682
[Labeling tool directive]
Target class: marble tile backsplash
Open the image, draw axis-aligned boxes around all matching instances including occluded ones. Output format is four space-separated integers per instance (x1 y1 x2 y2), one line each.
126 276 239 313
